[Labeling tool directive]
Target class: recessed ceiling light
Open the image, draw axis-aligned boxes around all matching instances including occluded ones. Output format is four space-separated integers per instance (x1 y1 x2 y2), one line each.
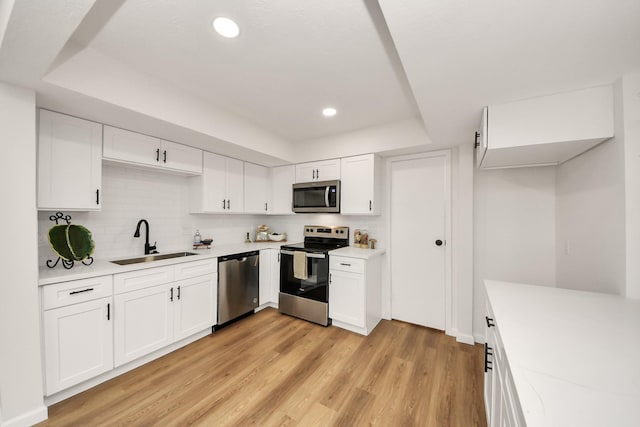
212 17 240 38
322 107 337 117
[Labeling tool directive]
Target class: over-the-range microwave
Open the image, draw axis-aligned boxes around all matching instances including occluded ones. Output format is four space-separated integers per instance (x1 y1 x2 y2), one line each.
292 180 340 213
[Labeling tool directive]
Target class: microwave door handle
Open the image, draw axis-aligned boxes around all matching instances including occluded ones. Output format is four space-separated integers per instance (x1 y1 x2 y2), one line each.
325 186 330 207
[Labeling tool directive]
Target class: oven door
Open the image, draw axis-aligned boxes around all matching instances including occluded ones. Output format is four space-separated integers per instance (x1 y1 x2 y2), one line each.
279 250 329 302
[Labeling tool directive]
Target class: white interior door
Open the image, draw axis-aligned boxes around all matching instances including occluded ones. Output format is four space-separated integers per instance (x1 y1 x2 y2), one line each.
390 154 447 330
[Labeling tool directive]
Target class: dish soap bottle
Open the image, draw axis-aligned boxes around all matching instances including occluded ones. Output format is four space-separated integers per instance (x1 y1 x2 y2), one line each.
194 229 201 244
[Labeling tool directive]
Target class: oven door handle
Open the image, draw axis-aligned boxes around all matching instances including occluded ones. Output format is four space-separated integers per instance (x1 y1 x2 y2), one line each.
280 250 326 259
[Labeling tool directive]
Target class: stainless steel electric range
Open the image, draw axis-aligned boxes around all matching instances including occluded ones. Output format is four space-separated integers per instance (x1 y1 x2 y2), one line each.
279 225 349 326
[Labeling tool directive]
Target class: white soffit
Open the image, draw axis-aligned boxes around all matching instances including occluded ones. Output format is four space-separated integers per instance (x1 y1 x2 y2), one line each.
84 0 420 142
378 0 640 147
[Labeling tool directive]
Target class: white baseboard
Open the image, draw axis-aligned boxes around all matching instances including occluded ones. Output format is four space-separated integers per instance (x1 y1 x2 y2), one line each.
0 405 47 427
455 333 476 346
473 333 486 343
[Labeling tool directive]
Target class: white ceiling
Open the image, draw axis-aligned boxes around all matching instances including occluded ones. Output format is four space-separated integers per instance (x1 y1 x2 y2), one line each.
84 0 419 143
0 0 639 159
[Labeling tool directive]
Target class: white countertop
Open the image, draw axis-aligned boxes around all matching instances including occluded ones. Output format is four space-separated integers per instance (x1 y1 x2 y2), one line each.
329 246 386 259
485 280 640 427
39 242 286 285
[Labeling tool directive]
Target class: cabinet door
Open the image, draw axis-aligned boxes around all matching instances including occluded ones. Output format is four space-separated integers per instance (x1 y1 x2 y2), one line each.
200 152 227 213
43 297 113 395
114 284 173 366
174 274 216 340
340 154 377 215
225 157 244 213
295 162 317 182
244 162 270 214
259 250 272 306
316 159 341 181
160 140 202 175
271 249 281 303
103 125 160 167
476 107 488 168
270 165 295 214
328 270 364 327
37 110 102 211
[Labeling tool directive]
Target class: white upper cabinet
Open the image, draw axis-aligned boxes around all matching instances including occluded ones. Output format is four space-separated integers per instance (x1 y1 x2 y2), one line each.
37 109 103 211
295 158 340 182
190 152 244 213
103 126 202 175
269 165 295 215
160 140 203 174
244 162 270 214
478 85 614 169
340 154 382 215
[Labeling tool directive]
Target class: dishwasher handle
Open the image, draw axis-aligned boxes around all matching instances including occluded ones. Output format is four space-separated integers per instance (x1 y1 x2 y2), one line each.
219 250 260 262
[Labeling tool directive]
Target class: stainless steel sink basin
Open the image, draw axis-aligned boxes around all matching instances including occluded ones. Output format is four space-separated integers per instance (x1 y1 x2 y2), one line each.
111 252 198 265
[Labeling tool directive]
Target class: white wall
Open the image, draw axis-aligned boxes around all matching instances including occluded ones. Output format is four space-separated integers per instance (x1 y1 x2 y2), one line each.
473 166 557 340
452 143 474 343
555 80 626 295
293 118 431 163
0 83 47 426
622 73 640 298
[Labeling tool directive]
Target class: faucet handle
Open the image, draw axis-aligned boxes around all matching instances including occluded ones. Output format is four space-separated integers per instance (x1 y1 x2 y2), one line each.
148 242 158 254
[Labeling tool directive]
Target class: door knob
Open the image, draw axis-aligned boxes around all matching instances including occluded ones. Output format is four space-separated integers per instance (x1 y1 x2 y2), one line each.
435 239 444 246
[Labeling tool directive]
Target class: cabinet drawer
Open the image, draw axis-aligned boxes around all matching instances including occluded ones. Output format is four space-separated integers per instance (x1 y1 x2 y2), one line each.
174 258 217 280
330 257 365 274
43 275 113 310
114 266 174 294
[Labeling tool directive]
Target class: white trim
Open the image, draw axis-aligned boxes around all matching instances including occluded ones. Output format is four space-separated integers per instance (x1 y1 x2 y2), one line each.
456 333 476 346
0 405 47 427
384 150 453 332
474 333 487 344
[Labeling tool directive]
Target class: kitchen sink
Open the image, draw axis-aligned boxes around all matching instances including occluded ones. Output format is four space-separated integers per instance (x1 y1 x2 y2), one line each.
111 251 198 265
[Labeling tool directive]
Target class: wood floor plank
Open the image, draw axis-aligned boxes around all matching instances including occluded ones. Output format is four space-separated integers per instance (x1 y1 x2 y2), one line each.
38 308 487 427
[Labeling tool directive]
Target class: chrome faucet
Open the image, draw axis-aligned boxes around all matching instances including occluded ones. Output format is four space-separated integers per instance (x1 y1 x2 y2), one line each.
134 219 158 255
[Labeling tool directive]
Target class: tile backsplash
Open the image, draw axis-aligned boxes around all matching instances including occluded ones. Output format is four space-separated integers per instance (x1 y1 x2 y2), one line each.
38 163 385 265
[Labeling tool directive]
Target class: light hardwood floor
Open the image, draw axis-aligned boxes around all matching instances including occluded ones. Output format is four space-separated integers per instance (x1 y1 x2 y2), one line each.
39 308 486 426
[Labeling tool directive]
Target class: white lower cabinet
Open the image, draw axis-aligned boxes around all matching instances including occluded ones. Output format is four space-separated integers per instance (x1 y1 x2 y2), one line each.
485 303 525 427
258 249 280 307
114 260 217 367
41 259 216 396
328 253 382 336
114 283 174 366
173 274 216 340
42 276 114 395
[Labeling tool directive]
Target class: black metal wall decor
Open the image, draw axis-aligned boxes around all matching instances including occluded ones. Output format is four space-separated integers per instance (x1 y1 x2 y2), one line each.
46 212 95 269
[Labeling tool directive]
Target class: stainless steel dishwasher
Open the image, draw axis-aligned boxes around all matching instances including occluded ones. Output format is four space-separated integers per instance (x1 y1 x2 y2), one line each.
218 250 260 325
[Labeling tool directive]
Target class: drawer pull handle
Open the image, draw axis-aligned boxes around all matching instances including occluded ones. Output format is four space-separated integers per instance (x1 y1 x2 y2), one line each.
69 288 94 295
339 263 351 267
484 343 493 372
486 316 495 328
